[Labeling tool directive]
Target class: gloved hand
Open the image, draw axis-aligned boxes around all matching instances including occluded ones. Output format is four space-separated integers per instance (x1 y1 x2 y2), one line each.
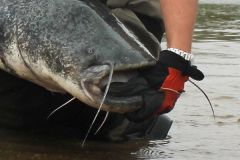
127 50 204 122
139 49 204 116
108 49 204 122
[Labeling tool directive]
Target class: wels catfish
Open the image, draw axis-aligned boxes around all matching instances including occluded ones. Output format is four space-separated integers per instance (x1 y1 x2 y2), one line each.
0 0 158 113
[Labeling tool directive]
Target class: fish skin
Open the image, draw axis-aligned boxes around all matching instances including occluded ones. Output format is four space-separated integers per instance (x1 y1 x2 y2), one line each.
0 0 157 113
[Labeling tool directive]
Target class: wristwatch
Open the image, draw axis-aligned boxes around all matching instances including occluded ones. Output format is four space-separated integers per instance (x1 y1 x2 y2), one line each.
167 48 193 61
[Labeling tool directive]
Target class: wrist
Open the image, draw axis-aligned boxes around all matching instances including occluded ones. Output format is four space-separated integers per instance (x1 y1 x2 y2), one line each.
167 48 193 61
159 50 190 73
158 50 204 81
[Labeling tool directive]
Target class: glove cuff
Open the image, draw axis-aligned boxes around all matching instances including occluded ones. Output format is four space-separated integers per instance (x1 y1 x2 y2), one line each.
167 48 193 61
158 50 204 81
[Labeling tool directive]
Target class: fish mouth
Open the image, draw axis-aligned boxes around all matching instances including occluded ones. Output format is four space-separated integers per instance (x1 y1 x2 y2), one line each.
80 64 150 113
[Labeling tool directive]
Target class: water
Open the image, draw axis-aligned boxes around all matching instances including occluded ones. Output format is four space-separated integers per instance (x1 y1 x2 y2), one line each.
1 2 240 160
148 2 240 160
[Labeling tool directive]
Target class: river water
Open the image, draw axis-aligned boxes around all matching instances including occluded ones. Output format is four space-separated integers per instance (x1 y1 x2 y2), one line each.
1 1 240 160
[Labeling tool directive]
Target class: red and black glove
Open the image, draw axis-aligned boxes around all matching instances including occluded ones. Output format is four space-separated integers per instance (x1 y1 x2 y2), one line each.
127 49 204 122
108 50 204 122
155 67 189 114
140 50 204 115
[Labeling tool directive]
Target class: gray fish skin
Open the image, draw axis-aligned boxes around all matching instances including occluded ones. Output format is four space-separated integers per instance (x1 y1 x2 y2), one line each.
0 0 157 113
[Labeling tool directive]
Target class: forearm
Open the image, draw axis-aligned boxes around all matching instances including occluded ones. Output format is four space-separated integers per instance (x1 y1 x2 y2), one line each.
160 0 198 52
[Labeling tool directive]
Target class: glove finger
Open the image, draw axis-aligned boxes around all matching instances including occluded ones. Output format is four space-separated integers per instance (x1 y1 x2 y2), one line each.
107 77 150 97
125 90 165 122
139 62 168 88
187 66 204 81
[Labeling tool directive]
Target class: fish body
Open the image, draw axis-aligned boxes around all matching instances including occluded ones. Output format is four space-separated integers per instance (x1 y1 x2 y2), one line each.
0 0 158 113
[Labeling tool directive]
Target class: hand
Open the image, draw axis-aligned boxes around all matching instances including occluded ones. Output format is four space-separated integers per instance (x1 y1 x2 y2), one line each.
126 50 204 122
144 50 204 111
108 50 204 122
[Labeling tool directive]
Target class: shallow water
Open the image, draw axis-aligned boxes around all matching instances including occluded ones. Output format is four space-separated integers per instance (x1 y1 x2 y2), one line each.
153 3 240 160
1 2 240 160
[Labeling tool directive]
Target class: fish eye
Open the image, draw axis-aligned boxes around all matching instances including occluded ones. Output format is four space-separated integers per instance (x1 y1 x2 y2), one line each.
87 47 95 54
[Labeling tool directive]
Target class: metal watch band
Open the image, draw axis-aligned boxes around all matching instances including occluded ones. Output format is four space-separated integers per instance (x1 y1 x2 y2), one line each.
167 48 193 61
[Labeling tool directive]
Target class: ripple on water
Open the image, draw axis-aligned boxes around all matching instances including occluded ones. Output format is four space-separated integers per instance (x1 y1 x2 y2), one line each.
216 120 239 126
215 115 235 119
214 114 240 126
131 138 172 159
237 118 240 124
134 148 167 159
213 96 236 100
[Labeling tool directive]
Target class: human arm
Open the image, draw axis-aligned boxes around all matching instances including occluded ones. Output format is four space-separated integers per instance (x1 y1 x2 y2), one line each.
160 0 198 52
152 0 202 114
125 0 204 121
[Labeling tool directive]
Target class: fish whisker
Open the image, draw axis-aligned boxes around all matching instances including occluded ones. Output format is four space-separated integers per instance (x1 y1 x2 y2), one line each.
94 111 109 135
188 79 216 121
47 97 76 119
81 62 114 147
81 79 95 101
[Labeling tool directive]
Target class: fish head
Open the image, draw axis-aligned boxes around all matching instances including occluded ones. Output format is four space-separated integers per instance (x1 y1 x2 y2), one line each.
0 0 159 113
58 4 158 113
